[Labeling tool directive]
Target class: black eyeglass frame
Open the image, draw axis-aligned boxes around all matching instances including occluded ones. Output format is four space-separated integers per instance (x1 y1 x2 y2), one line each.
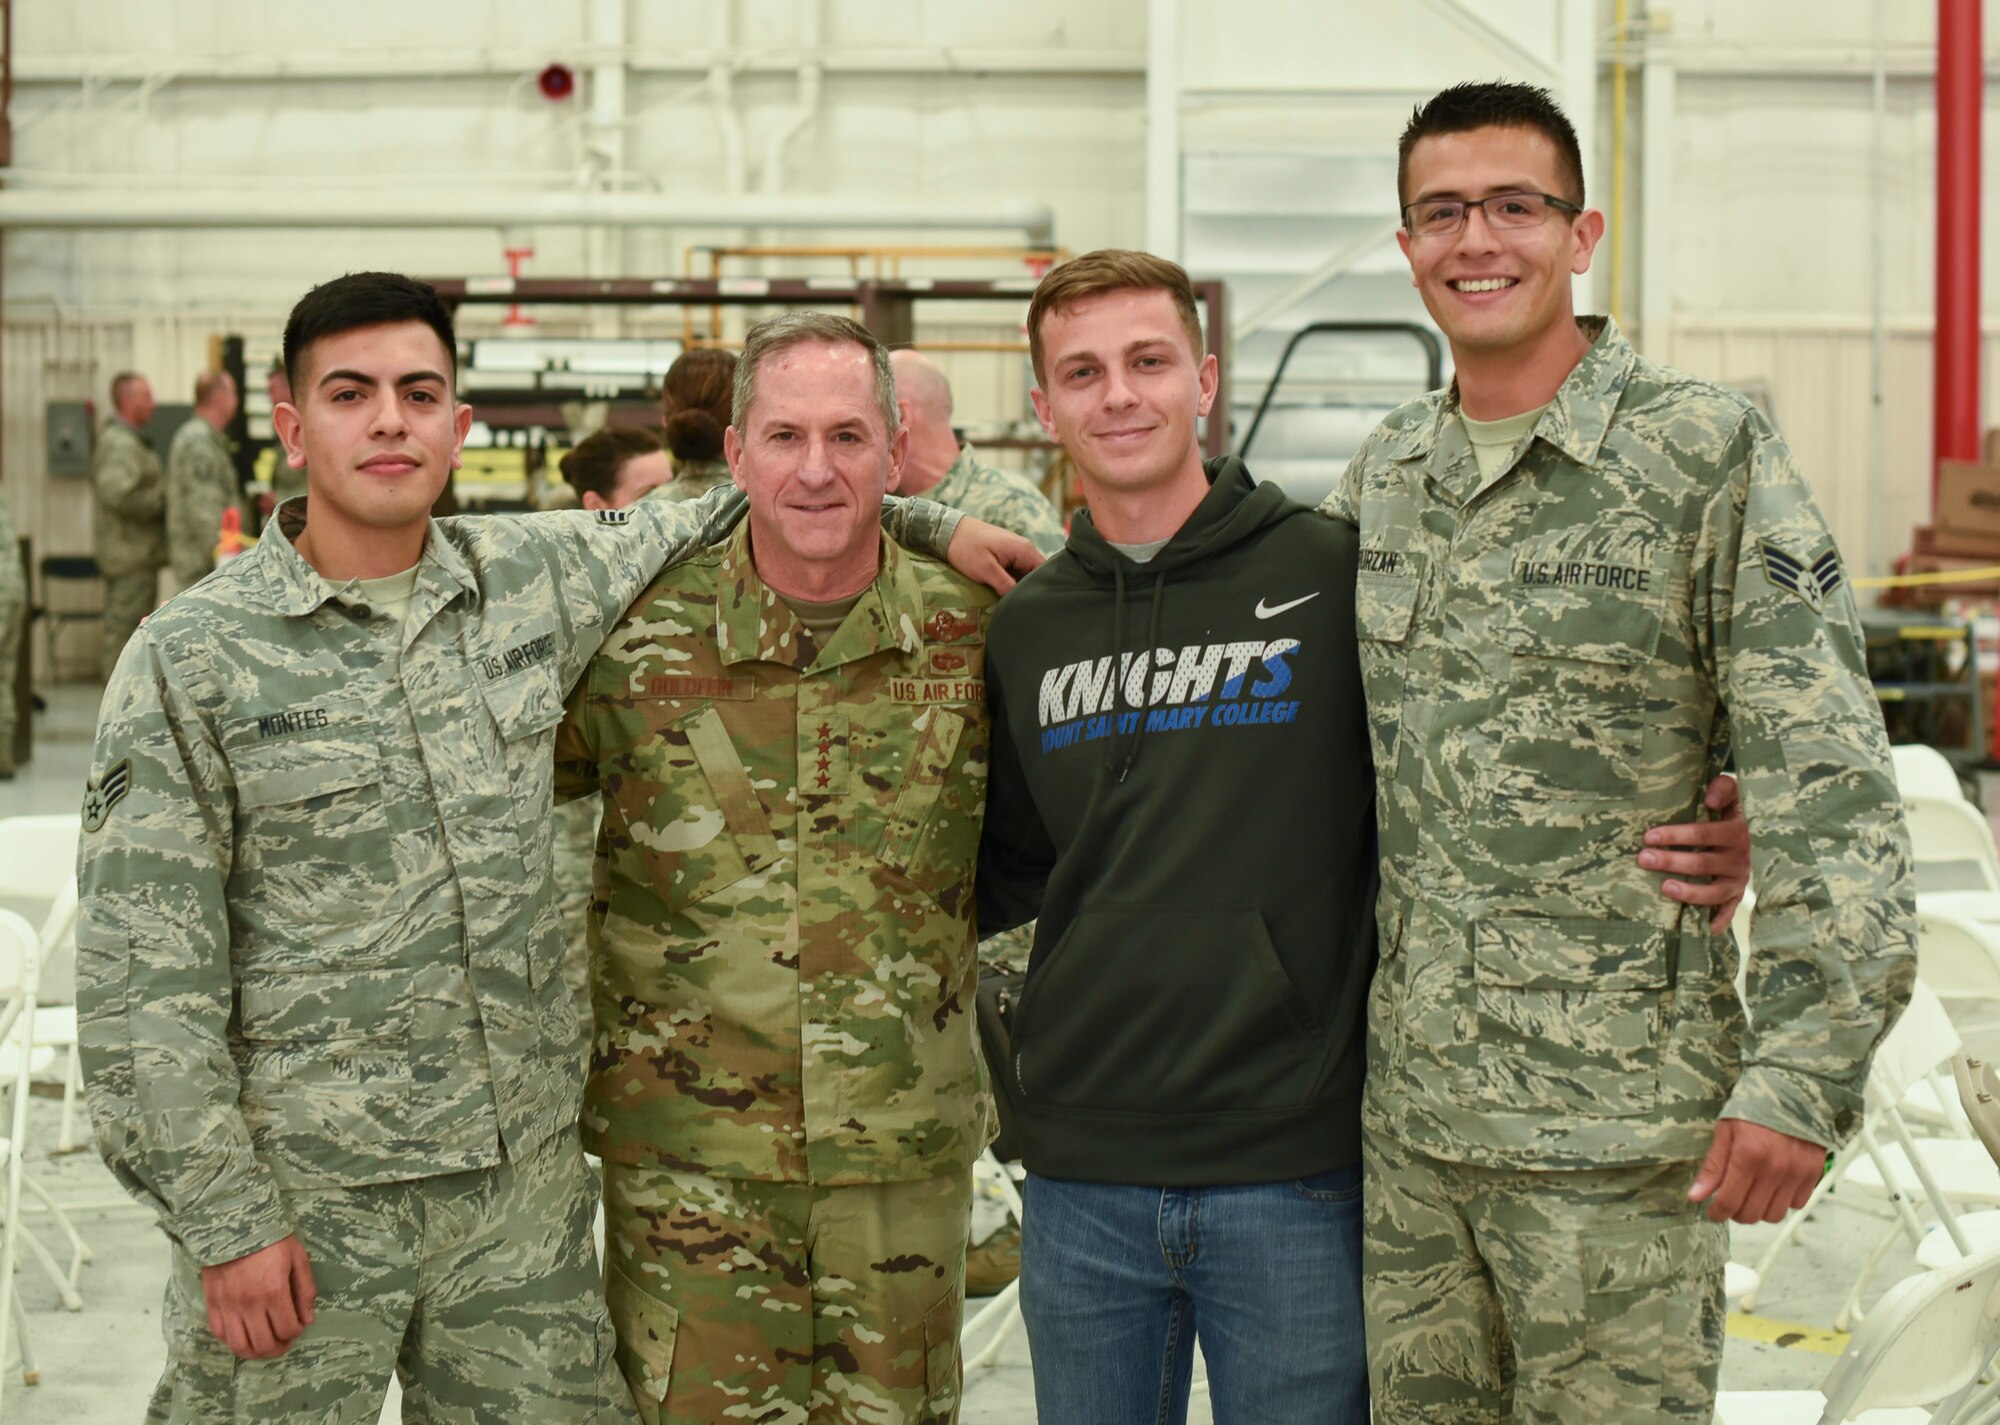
1400 191 1584 237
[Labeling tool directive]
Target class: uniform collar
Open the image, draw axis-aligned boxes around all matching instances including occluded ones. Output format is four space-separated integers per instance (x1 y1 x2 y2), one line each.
258 498 479 619
1388 316 1636 473
714 522 925 671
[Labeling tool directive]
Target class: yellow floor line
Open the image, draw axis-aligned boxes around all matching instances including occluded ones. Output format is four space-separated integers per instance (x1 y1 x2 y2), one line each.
1727 1311 1850 1357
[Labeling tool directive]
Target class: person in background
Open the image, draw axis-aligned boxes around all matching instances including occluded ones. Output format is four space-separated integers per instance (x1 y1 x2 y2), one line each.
657 348 737 503
890 348 1067 557
166 369 245 593
560 427 673 514
91 370 167 680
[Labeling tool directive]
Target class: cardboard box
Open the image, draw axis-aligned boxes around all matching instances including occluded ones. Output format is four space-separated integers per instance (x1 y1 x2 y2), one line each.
1915 524 2000 560
1935 460 2000 541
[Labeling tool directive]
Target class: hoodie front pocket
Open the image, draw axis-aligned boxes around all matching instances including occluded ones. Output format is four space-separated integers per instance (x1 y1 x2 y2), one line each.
1013 905 1326 1114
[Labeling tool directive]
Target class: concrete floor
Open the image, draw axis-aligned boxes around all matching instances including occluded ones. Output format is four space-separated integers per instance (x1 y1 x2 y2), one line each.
0 681 1989 1421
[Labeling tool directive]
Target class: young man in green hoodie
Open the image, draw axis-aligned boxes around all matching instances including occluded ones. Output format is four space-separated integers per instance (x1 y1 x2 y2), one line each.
975 248 1751 1424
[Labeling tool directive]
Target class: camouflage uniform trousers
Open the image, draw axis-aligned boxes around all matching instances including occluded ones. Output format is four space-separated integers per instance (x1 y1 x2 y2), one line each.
1362 1130 1726 1425
148 1131 635 1425
552 794 602 1044
602 1165 972 1425
100 566 161 681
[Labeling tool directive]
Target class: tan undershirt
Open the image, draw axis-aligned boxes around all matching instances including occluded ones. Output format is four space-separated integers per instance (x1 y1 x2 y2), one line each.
777 589 864 643
352 565 420 629
1460 403 1550 480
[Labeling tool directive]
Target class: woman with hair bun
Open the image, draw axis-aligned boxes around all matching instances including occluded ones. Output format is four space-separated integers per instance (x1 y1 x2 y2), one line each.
559 426 671 512
659 348 736 502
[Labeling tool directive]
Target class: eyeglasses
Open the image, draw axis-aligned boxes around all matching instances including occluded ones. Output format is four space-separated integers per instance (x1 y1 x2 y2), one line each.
1401 191 1582 238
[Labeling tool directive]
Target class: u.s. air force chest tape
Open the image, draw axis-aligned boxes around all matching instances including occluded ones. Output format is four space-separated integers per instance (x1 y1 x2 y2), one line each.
895 606 985 704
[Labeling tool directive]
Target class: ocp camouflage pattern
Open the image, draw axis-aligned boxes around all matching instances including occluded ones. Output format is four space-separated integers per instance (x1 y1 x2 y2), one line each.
553 522 996 1185
1325 317 1915 1170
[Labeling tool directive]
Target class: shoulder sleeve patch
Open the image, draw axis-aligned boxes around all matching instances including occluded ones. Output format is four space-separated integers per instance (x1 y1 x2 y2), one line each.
1757 540 1844 613
82 758 133 833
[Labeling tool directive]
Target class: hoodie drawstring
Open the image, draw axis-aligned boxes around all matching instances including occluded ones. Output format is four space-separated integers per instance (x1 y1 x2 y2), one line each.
1109 568 1167 783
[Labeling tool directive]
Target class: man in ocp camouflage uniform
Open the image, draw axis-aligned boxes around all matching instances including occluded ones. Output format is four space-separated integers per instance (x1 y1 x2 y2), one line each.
91 369 166 679
165 368 244 592
555 313 993 1424
1329 83 1914 1422
890 348 1067 559
75 276 1024 1425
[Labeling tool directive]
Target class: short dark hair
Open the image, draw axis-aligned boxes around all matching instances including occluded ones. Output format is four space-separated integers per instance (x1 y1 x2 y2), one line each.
1026 250 1204 388
283 272 457 392
1397 81 1585 211
560 426 662 502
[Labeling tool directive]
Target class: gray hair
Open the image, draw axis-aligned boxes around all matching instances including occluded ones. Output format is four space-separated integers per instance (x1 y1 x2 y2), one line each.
732 311 899 437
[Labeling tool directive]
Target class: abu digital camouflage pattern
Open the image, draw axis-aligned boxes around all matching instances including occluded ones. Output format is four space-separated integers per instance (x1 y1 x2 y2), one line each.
165 416 244 587
91 417 167 678
926 443 1067 558
147 1133 633 1424
552 522 996 1185
1363 1130 1727 1423
657 456 734 505
1325 317 1914 1171
603 1166 969 1425
75 486 962 1271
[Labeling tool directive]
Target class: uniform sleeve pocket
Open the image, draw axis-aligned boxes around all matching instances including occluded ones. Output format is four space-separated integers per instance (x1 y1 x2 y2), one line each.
606 1260 680 1411
923 1280 963 1406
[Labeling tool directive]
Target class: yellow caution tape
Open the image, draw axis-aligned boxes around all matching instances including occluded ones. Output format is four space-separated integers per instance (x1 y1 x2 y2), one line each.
1725 1310 1850 1357
1856 566 2000 589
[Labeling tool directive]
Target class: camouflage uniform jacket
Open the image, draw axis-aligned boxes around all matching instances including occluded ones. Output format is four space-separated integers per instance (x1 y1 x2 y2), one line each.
554 523 996 1185
76 491 962 1266
92 418 167 576
166 417 243 586
1327 317 1914 1170
659 457 734 505
928 443 1066 556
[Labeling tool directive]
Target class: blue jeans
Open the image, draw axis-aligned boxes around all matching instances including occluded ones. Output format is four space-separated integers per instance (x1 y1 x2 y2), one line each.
1019 1167 1369 1425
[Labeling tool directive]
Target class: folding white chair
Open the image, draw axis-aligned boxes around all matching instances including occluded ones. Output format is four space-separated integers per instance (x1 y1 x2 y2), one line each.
0 817 85 1155
1906 793 2000 899
1894 744 1970 804
1920 912 2000 1007
1741 981 1992 1321
1717 1236 2000 1425
0 903 86 1323
0 910 46 1417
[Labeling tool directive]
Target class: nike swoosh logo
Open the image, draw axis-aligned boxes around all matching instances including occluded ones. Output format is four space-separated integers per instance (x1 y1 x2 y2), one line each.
1255 593 1321 619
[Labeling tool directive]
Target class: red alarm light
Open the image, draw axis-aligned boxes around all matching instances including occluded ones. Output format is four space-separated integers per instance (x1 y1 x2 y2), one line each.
537 64 576 102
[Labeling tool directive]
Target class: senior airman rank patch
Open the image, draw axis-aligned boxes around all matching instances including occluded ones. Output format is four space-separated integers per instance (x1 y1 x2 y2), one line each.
1758 540 1844 613
83 759 132 833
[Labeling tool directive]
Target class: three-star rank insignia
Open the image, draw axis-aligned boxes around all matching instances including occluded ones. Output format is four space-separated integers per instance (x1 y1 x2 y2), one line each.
1758 540 1845 613
594 508 632 526
82 758 132 833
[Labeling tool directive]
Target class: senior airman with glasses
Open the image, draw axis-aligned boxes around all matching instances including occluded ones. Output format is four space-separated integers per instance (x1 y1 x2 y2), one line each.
1324 82 1914 1422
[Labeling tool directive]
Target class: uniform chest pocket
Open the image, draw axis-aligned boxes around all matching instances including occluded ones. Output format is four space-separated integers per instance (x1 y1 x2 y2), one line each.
1494 589 1663 803
874 704 988 919
231 725 395 928
479 663 567 874
1470 916 1669 1119
1355 567 1422 777
605 704 780 914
